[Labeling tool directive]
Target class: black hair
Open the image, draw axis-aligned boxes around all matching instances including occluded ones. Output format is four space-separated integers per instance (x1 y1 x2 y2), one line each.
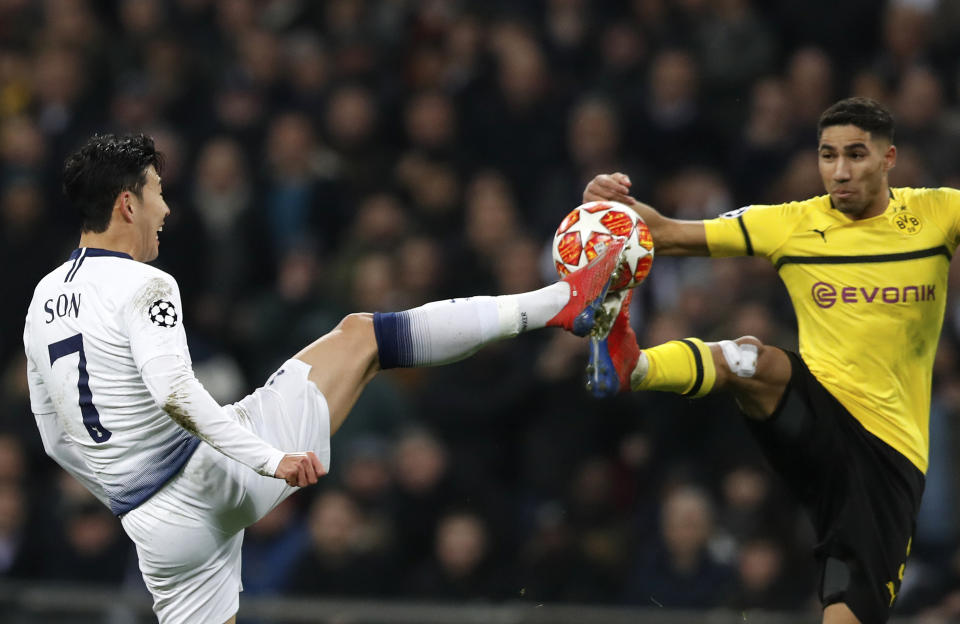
62 133 164 233
817 97 895 144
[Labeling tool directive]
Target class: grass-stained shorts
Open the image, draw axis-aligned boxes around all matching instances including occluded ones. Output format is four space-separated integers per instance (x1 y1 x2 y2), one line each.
121 359 330 624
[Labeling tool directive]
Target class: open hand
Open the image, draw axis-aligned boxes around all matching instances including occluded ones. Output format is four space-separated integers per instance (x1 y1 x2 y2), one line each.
583 172 637 206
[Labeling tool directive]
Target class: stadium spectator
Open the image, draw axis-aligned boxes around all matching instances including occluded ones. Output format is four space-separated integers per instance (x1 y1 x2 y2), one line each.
287 489 393 597
0 480 42 579
729 535 812 611
406 510 510 601
536 94 648 237
622 484 733 608
41 476 132 585
893 66 960 182
261 111 346 260
240 497 310 596
388 428 462 570
728 77 797 203
628 48 720 175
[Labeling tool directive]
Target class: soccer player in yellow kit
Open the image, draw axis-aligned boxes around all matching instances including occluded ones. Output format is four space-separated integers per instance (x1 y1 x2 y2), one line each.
583 97 952 623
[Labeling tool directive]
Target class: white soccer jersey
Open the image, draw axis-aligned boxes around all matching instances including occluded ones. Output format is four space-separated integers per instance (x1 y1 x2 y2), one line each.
23 247 282 515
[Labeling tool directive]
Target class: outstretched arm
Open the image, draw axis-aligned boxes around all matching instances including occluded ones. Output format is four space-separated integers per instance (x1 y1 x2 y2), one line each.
125 276 323 488
583 172 709 256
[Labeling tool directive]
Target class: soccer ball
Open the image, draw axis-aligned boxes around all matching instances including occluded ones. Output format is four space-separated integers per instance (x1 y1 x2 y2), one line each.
552 201 654 291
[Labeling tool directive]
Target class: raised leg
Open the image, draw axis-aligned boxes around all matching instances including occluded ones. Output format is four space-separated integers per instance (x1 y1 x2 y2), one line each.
294 313 379 436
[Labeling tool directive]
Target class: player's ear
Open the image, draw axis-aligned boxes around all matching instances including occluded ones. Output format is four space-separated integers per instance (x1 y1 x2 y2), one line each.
115 191 135 224
884 144 897 173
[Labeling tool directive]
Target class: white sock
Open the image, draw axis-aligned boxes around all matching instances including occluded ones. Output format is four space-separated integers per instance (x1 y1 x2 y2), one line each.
373 283 570 368
494 282 570 337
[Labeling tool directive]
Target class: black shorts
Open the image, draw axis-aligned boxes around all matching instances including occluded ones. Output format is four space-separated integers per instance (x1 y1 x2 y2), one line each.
747 351 925 623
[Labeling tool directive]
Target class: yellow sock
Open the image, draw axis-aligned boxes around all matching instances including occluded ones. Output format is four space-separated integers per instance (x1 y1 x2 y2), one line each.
635 338 716 398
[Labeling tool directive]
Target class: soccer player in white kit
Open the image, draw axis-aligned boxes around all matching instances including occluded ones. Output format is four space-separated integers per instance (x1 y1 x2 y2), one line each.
23 134 626 623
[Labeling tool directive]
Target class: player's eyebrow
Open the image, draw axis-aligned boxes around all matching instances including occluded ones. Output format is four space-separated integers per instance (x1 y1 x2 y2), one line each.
818 142 868 152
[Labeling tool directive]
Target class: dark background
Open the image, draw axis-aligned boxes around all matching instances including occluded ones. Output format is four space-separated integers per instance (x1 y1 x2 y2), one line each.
1 0 960 618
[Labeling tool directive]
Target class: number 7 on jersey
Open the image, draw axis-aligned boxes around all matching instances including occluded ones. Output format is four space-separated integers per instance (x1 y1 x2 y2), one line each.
48 333 112 443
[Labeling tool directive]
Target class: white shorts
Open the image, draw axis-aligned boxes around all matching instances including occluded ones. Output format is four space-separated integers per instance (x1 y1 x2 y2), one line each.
120 359 331 624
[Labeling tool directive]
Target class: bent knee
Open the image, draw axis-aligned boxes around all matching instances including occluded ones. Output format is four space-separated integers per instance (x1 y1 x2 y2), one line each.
296 313 377 370
734 335 763 349
713 337 762 381
335 312 374 336
727 336 792 389
334 313 377 357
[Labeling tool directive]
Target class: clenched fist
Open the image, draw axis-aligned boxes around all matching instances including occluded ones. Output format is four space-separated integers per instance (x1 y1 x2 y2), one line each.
274 451 326 487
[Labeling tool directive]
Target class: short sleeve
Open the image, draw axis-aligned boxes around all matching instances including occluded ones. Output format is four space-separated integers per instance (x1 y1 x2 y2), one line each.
123 274 190 370
921 187 960 253
704 203 799 259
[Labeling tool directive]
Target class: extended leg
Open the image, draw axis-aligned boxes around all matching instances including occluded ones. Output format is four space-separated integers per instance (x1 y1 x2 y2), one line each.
294 313 379 436
592 297 791 419
297 240 625 433
297 288 583 434
373 238 625 368
632 335 791 420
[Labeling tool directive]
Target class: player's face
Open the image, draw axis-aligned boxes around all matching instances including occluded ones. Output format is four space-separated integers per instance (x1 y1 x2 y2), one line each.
131 166 169 262
818 125 896 219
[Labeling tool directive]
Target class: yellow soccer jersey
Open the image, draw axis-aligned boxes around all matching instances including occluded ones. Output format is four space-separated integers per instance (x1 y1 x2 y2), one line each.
704 187 960 473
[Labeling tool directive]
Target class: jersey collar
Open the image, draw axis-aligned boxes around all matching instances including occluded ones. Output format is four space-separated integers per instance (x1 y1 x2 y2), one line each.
69 247 134 260
826 187 897 221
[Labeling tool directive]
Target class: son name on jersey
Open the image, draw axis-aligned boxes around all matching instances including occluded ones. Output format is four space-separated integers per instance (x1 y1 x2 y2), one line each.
44 293 81 323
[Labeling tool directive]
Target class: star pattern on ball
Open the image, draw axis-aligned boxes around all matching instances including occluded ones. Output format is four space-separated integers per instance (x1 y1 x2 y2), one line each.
148 299 179 328
553 202 655 290
574 204 615 235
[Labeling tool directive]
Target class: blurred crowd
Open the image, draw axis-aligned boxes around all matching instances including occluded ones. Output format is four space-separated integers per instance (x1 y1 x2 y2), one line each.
2 0 960 619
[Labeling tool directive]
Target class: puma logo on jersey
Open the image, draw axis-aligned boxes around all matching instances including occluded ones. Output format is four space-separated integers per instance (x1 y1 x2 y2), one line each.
720 206 751 219
810 228 829 242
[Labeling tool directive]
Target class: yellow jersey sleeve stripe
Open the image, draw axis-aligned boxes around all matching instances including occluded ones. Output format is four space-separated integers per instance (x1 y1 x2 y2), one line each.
774 245 951 270
737 215 754 256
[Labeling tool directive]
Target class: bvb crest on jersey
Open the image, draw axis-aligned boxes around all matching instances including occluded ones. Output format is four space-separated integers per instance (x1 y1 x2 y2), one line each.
149 300 178 328
893 212 922 235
